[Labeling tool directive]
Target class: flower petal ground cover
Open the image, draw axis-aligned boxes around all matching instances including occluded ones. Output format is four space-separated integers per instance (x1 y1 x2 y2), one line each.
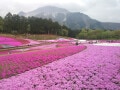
0 45 86 79
0 36 22 46
0 44 119 90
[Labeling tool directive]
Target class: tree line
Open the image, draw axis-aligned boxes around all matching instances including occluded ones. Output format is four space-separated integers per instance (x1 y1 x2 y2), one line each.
0 12 120 39
0 12 69 36
76 28 120 40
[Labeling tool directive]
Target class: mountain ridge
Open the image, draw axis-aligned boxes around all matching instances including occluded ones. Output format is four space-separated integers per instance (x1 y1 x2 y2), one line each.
18 6 120 30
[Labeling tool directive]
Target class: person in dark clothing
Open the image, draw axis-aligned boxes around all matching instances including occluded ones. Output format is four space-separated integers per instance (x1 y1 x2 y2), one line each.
75 40 79 45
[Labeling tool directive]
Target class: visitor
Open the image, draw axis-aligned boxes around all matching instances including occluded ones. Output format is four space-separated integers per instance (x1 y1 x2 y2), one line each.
75 40 79 45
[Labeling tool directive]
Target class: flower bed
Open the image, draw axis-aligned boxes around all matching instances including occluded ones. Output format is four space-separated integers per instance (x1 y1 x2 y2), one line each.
0 36 22 46
0 45 86 79
0 36 32 47
0 45 119 90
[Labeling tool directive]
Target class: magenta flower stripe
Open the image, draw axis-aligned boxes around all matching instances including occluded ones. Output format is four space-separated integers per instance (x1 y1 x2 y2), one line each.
0 36 22 46
0 45 86 79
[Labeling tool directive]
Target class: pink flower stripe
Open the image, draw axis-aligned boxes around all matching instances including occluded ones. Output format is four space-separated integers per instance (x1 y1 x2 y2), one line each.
0 45 86 79
0 36 22 46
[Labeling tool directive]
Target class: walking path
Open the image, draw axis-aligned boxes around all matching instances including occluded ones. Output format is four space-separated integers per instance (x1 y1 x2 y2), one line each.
0 44 120 90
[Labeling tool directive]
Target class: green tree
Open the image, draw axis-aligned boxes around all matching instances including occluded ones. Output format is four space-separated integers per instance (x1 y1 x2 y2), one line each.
27 24 31 34
0 16 4 33
113 30 120 39
3 12 13 33
77 28 88 39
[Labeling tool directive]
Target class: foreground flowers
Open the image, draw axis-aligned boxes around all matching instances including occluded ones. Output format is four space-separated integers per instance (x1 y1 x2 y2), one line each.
0 44 119 90
0 45 86 79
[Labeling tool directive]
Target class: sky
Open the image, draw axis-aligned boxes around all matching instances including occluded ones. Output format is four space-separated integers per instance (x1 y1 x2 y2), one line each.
0 0 120 23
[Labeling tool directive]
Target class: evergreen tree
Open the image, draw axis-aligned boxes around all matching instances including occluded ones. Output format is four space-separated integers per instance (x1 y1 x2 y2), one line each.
3 12 13 33
0 16 3 33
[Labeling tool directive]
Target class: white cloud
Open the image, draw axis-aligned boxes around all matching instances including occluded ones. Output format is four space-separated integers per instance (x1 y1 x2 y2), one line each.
83 0 120 22
0 0 120 22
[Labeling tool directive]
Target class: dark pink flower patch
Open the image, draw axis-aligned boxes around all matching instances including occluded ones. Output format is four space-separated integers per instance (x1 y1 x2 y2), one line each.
0 45 86 79
0 36 22 46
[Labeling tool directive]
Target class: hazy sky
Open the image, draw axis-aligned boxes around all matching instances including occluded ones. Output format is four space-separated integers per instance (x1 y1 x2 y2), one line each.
0 0 120 23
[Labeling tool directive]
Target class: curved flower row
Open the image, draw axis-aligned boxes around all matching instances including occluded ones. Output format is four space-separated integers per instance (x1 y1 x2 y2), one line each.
0 45 86 79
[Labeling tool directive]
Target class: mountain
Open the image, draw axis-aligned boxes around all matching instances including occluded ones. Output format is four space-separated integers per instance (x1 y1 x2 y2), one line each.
18 11 26 16
102 22 120 30
18 6 120 30
65 12 103 30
